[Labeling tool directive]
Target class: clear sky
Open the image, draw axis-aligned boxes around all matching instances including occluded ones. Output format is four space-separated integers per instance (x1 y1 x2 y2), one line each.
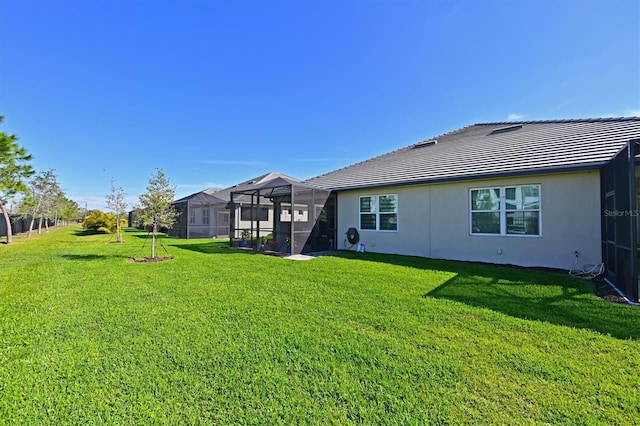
1 0 638 210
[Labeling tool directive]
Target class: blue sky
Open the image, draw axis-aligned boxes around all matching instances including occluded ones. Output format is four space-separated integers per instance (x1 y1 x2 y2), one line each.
1 0 638 210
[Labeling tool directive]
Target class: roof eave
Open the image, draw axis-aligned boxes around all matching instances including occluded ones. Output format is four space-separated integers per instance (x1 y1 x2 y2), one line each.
325 162 607 192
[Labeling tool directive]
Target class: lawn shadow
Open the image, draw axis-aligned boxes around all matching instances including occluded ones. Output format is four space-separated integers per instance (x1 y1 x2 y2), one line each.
331 251 640 340
172 240 251 256
60 254 131 261
128 232 163 240
74 229 102 237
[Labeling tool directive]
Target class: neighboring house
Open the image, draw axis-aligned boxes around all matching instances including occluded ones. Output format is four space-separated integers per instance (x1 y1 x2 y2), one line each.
305 118 640 302
169 172 296 240
170 189 224 239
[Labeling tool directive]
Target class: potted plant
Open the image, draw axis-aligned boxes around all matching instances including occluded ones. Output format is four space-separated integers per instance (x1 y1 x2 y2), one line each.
239 229 250 247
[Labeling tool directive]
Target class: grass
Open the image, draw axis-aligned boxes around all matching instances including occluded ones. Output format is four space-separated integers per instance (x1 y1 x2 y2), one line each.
1 225 639 424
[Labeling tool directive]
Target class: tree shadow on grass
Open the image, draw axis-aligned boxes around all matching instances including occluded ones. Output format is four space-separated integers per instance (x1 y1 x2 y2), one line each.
74 229 104 237
331 251 640 340
59 254 131 261
128 233 162 240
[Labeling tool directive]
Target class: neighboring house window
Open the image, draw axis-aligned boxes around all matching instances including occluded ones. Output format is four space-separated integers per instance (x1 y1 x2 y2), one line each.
294 208 308 222
470 185 540 236
241 206 269 221
202 209 209 225
280 208 292 222
190 209 196 224
359 195 398 231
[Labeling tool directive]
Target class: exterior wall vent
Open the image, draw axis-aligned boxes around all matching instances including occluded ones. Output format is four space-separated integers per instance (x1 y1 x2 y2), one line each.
412 139 437 149
488 124 523 135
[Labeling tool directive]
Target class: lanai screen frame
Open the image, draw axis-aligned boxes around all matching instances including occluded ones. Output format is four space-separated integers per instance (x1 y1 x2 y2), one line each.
601 139 639 302
229 178 331 255
169 192 224 239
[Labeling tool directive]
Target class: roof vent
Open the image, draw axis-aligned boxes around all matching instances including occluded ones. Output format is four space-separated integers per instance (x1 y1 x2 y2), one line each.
488 124 523 135
412 139 437 149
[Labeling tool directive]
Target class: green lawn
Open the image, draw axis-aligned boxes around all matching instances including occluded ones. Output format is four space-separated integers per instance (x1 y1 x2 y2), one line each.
1 226 639 424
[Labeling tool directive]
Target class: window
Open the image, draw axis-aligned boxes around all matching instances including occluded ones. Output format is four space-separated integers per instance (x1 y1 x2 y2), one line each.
280 208 292 222
279 204 308 222
190 209 196 224
241 206 269 221
470 188 500 234
202 209 209 225
359 195 398 231
294 208 308 222
470 185 540 236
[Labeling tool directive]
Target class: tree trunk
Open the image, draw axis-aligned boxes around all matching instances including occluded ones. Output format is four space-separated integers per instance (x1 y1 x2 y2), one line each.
117 218 123 243
45 217 49 232
37 217 43 235
28 216 36 238
151 223 157 258
0 202 13 244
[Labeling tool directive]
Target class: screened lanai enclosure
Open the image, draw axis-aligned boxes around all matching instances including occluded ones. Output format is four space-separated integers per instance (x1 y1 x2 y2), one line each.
229 176 334 256
601 139 640 302
169 190 229 239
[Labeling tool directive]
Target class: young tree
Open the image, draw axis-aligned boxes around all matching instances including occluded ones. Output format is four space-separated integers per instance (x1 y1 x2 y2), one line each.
26 169 58 237
0 116 34 244
51 190 67 228
60 197 79 225
105 179 128 243
136 169 178 258
41 183 62 233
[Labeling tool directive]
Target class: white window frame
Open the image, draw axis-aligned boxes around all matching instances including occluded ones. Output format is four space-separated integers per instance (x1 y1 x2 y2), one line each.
359 194 398 232
190 209 196 225
470 185 541 237
202 208 209 225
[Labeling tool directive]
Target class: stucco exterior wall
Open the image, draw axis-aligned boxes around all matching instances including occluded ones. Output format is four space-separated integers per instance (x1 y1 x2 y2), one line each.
336 170 602 270
336 185 431 257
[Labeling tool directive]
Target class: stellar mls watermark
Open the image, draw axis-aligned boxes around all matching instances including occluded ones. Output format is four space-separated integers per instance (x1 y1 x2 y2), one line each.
604 209 639 217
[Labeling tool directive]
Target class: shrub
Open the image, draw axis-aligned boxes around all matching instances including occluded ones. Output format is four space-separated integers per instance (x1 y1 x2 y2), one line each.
82 210 126 234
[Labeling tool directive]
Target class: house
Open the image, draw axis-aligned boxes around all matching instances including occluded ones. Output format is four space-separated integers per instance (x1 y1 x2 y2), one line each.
169 172 297 240
169 189 223 239
304 117 640 302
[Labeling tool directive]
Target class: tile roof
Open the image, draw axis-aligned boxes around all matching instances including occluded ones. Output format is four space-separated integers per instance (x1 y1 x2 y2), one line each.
173 190 223 205
305 117 640 190
211 172 300 203
173 172 301 205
